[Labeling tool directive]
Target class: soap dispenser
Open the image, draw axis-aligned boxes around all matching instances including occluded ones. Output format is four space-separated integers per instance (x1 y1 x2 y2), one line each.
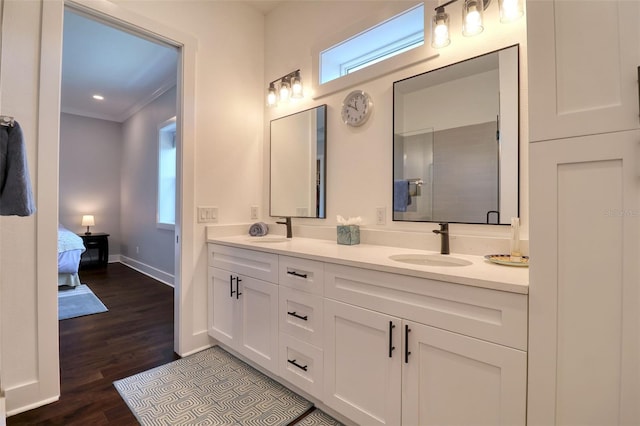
510 217 521 262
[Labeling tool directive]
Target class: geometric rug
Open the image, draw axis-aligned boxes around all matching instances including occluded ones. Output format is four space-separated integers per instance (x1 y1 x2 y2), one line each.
292 408 344 426
58 284 108 320
113 346 315 425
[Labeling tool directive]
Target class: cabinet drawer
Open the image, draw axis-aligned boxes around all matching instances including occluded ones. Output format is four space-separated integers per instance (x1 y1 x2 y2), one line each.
208 243 278 283
279 333 323 400
279 255 324 296
324 263 527 351
279 286 323 348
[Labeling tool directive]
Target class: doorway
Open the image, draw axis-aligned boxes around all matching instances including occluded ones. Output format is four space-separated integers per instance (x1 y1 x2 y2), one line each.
57 3 184 370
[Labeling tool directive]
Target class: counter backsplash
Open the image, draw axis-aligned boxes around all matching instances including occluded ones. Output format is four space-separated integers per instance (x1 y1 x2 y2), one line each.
206 223 528 257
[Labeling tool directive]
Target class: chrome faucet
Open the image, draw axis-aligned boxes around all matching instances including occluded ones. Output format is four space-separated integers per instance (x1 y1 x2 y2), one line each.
276 217 292 238
432 223 450 255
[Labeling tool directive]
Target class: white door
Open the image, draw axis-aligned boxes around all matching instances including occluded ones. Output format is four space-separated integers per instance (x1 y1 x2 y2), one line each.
528 130 640 425
208 267 240 348
237 276 279 373
402 320 526 426
527 0 640 142
323 299 401 426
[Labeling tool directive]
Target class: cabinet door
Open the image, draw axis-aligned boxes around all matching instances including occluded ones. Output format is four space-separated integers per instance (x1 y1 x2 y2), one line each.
323 299 401 426
238 276 279 373
208 267 240 348
527 0 640 141
402 320 526 426
528 130 640 425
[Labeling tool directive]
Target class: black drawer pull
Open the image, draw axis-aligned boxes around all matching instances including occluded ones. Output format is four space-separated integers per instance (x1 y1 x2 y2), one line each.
287 311 308 321
405 324 412 364
287 359 308 371
287 270 308 279
389 321 396 358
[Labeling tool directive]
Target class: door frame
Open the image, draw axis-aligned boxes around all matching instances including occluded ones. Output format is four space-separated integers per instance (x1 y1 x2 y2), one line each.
39 0 197 400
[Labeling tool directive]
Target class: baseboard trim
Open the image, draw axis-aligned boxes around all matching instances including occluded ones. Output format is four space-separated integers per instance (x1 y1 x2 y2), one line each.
118 256 174 287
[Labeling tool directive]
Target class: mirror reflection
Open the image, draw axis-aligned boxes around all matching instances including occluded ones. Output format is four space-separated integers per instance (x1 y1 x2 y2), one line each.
393 45 519 225
270 105 327 218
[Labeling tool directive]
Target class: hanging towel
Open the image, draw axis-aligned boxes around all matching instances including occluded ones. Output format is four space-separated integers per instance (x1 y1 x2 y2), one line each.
393 179 411 212
0 121 36 216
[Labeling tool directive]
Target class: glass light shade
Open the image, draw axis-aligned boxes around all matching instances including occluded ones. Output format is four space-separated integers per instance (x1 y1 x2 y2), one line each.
81 215 95 227
291 73 303 99
279 80 291 102
462 0 484 36
267 83 277 107
499 0 523 22
431 8 450 48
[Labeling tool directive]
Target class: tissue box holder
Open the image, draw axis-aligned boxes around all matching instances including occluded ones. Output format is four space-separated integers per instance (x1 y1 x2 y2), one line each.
337 225 360 245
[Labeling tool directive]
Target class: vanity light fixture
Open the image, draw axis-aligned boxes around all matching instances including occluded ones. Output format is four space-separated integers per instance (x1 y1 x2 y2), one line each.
430 0 523 49
462 0 484 36
266 69 304 107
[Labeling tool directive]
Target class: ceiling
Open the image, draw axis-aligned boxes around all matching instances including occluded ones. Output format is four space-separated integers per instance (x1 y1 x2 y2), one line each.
61 2 284 123
61 9 179 123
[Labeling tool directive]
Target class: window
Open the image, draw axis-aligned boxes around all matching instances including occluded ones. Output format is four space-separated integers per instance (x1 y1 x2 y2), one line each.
157 117 176 229
319 3 425 85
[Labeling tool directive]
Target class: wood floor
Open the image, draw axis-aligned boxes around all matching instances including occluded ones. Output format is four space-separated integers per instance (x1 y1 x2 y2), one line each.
8 263 178 425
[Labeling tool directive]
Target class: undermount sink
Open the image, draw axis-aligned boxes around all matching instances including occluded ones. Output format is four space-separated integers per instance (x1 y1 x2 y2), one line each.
246 236 290 243
389 254 472 267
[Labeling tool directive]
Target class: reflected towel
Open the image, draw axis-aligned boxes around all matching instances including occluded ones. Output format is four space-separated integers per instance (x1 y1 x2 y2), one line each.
393 180 411 212
249 222 269 236
0 121 36 216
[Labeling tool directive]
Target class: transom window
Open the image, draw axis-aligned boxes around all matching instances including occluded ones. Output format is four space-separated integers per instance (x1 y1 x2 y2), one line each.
319 3 425 85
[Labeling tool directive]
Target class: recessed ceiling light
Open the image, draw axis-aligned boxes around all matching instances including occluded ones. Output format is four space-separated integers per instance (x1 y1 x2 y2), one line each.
92 94 104 100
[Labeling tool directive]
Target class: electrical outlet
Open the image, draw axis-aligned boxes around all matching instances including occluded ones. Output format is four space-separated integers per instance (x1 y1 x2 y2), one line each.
136 246 139 254
376 207 386 225
250 205 259 220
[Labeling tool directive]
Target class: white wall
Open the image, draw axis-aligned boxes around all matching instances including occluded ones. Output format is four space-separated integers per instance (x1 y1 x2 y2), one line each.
264 1 528 246
1 0 265 415
120 86 176 280
59 113 122 253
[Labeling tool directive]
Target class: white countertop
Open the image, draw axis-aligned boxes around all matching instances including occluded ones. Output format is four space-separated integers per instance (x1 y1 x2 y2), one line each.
207 235 529 294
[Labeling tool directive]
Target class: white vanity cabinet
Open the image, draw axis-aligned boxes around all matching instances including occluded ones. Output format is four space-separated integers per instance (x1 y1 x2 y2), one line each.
207 244 279 373
323 263 527 426
527 0 640 142
278 256 325 399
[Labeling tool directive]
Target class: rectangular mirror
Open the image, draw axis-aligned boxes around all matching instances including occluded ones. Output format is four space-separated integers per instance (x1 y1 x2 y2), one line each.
393 45 519 225
270 104 327 218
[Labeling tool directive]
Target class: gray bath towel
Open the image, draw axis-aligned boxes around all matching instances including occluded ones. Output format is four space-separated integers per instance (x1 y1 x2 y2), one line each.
0 121 36 216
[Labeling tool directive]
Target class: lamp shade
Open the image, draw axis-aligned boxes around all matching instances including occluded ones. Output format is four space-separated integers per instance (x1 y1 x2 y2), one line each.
81 215 95 227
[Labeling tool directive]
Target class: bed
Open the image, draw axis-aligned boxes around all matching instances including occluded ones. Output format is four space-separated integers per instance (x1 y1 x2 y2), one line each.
58 224 86 287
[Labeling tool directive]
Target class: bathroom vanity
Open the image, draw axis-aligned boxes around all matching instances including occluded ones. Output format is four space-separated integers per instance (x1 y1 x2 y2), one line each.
207 235 528 425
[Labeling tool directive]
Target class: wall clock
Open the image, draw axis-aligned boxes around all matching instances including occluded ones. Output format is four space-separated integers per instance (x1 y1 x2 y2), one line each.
341 90 373 127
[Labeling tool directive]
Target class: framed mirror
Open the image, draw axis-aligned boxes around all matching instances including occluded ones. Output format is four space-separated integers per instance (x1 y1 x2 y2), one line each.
270 104 327 218
393 45 519 225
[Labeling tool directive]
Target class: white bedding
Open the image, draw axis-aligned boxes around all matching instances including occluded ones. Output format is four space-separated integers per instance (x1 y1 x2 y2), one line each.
58 225 85 287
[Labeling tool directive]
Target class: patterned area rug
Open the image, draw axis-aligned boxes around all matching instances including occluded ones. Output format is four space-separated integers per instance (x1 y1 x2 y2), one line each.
114 346 314 425
58 284 108 320
293 409 344 426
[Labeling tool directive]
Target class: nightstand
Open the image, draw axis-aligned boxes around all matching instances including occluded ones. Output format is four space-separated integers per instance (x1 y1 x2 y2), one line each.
79 233 110 269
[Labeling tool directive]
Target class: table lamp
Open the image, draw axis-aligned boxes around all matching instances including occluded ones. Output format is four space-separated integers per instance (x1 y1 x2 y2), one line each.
81 215 95 235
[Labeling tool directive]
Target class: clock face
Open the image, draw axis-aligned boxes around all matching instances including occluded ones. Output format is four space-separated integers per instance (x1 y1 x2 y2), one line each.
341 90 373 127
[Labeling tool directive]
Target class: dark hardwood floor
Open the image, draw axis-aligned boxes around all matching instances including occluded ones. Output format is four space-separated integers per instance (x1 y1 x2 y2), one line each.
8 263 178 425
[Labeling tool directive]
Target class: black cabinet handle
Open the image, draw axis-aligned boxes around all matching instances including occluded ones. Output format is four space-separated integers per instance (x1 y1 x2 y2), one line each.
287 311 308 321
287 359 308 371
389 321 396 358
404 324 412 364
229 275 236 298
236 277 242 299
287 270 308 279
